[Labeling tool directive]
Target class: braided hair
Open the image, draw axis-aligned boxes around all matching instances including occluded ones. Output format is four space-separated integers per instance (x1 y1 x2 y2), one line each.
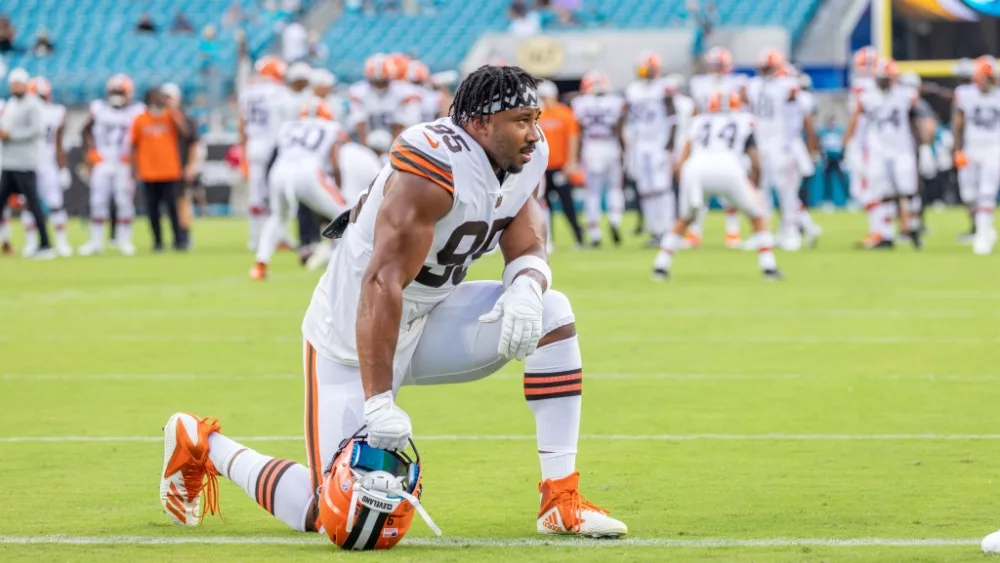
449 65 540 127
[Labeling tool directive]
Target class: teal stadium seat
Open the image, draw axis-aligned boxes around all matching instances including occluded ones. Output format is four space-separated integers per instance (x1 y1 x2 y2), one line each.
1 0 299 104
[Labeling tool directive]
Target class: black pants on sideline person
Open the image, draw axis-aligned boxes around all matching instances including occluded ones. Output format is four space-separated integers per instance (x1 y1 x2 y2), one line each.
543 168 584 246
298 205 320 247
143 180 183 250
0 170 50 250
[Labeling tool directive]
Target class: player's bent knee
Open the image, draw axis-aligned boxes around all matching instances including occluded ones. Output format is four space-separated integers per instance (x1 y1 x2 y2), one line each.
540 290 575 345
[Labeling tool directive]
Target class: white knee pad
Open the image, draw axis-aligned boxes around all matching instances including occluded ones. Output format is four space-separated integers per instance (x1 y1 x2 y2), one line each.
542 289 575 335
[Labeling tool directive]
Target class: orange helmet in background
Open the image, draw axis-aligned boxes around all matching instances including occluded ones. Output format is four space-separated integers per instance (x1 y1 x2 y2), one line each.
387 52 410 80
636 51 662 80
874 57 898 80
853 46 878 76
299 97 335 121
28 76 52 101
255 56 287 81
365 53 399 82
706 90 741 113
580 70 610 94
973 55 997 88
317 435 440 550
757 48 785 75
406 60 430 84
106 74 134 98
705 47 734 74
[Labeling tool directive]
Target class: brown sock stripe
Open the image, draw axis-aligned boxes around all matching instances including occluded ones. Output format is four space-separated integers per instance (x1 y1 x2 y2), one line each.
262 460 296 515
225 448 248 479
254 459 282 511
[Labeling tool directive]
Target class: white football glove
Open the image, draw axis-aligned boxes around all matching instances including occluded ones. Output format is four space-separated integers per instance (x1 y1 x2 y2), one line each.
479 275 544 361
58 168 72 190
363 391 412 451
918 145 937 180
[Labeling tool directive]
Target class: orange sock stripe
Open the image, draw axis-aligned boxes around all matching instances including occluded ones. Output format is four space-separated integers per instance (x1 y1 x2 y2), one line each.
523 372 582 386
255 459 281 511
304 342 322 495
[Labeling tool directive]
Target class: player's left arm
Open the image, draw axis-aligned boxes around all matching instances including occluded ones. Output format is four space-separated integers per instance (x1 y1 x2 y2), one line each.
498 196 549 291
55 118 67 168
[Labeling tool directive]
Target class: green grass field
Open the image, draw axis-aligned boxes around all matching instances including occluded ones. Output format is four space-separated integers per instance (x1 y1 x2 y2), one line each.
3 210 1000 562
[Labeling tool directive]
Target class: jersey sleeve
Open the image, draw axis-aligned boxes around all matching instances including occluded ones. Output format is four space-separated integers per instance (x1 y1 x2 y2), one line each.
389 125 455 193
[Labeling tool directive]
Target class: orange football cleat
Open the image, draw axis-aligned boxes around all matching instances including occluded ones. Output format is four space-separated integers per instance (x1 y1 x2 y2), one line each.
536 472 627 538
683 231 702 248
724 232 743 249
159 413 222 526
249 262 267 280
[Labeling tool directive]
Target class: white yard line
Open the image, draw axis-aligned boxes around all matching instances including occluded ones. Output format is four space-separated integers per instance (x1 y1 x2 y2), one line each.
4 434 1000 444
0 535 980 548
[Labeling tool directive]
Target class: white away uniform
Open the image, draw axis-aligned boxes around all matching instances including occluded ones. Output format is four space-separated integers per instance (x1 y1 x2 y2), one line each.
35 102 67 211
679 111 763 220
955 83 1000 209
572 93 625 241
625 79 673 237
689 73 748 114
746 76 800 222
786 89 816 178
859 85 920 199
417 87 445 123
256 118 348 265
87 99 144 247
337 141 383 207
348 80 422 139
846 76 876 206
239 77 289 248
299 117 582 492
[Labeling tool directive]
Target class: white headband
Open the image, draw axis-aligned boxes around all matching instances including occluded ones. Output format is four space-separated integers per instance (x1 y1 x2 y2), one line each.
476 83 539 115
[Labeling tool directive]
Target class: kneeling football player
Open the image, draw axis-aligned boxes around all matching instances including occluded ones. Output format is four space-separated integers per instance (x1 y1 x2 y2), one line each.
160 65 627 541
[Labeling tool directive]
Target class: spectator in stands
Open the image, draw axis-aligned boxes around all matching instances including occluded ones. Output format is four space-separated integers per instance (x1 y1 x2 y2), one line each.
161 83 204 249
136 14 157 34
131 87 189 252
32 29 54 56
0 14 16 53
551 0 581 25
687 0 716 61
509 1 541 36
171 12 195 34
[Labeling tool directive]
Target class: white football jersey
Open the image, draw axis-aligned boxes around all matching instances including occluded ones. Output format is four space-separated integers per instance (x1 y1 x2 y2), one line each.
848 76 876 149
417 87 445 123
239 78 288 159
624 79 669 147
955 83 1000 149
348 80 422 135
746 76 797 147
860 85 918 156
89 99 144 162
687 111 756 157
690 73 748 113
302 116 549 365
39 102 66 169
274 118 346 166
571 93 625 145
784 90 814 143
671 93 696 155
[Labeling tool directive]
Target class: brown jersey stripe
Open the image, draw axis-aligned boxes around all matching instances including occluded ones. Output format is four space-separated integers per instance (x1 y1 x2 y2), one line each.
395 138 452 173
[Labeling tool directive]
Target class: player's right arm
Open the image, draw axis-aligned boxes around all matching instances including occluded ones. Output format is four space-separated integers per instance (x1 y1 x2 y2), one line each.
356 171 453 399
843 98 863 146
952 88 967 170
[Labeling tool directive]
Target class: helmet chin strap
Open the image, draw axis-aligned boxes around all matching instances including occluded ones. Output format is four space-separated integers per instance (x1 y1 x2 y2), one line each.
345 472 442 537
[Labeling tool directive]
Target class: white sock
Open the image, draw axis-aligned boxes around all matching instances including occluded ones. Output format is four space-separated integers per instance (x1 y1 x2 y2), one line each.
797 204 817 232
116 219 133 245
523 336 582 482
654 231 682 270
865 202 879 236
255 215 285 264
89 219 105 246
725 208 740 236
208 433 314 532
976 208 994 235
607 188 624 228
249 205 267 250
755 231 777 270
880 202 896 240
51 210 69 247
22 211 38 249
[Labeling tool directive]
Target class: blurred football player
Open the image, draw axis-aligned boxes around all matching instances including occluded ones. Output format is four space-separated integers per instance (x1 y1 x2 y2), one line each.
846 46 879 245
311 67 353 126
784 70 823 248
406 60 446 123
844 57 929 249
952 55 1000 255
624 51 674 246
238 56 288 251
20 76 72 256
572 70 625 246
78 74 144 256
746 49 813 250
348 53 421 145
689 46 748 246
654 91 781 280
160 65 626 540
251 99 347 280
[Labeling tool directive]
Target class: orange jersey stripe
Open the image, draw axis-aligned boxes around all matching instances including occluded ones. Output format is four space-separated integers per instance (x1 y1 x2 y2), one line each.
524 383 583 396
523 372 582 385
390 152 454 194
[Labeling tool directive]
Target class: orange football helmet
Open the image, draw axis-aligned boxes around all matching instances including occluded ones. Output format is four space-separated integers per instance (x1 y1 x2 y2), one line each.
299 97 335 121
255 56 287 81
28 76 52 101
973 55 997 88
706 90 741 113
580 70 609 94
406 60 430 85
853 46 878 76
317 435 440 550
636 51 662 80
705 47 734 74
757 48 785 75
365 53 399 83
106 74 134 98
387 53 410 81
